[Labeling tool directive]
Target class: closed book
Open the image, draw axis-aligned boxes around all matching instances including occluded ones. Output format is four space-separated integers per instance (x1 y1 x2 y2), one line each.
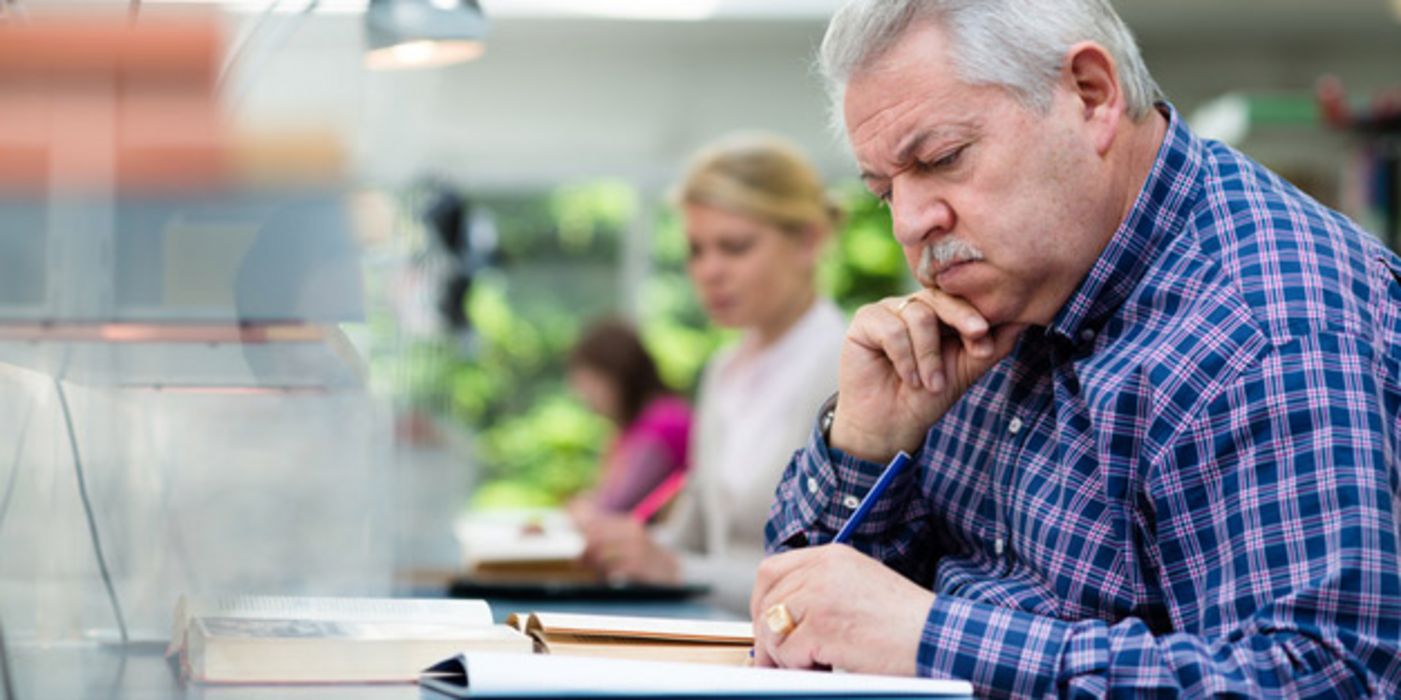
169 595 529 684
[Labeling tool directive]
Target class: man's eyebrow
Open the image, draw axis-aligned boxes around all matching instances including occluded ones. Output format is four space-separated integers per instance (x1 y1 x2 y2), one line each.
858 124 977 182
858 132 932 183
893 130 937 170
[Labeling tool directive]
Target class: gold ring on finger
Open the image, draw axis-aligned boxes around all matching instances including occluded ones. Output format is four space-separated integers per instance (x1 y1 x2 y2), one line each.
895 296 916 313
763 602 796 636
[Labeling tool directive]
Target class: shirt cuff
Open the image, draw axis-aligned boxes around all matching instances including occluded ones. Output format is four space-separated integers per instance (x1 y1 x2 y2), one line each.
919 595 1082 698
767 419 926 551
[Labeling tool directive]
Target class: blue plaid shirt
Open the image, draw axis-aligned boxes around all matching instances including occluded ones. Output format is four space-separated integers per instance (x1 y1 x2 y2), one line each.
766 106 1401 698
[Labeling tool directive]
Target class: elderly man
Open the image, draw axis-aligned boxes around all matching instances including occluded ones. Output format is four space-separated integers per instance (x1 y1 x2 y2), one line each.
752 1 1401 697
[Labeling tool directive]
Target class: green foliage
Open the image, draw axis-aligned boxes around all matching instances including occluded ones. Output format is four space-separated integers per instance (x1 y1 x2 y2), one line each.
471 393 612 508
551 182 638 254
820 183 914 310
387 181 908 510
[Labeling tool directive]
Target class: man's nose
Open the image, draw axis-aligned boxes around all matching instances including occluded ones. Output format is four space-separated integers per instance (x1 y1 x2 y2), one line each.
890 177 954 247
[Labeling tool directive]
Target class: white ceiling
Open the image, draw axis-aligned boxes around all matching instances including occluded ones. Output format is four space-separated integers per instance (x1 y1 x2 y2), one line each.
482 0 1399 32
130 0 1399 31
21 0 1400 189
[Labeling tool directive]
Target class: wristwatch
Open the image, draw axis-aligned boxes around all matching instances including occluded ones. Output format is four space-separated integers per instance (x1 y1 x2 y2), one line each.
817 391 838 445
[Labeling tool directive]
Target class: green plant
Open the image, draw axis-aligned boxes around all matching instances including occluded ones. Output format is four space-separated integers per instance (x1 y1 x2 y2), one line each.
820 182 912 312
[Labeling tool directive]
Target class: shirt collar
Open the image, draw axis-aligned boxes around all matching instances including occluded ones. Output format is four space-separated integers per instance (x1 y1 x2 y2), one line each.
1045 103 1206 345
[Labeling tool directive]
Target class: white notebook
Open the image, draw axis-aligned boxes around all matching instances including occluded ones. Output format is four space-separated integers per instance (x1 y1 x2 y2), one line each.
421 651 973 698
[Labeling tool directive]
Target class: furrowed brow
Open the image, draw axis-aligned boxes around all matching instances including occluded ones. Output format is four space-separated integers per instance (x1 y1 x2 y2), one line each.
861 128 959 181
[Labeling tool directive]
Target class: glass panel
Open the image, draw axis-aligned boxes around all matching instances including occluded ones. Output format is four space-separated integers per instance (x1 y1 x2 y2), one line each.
0 189 394 644
112 193 364 324
0 203 46 312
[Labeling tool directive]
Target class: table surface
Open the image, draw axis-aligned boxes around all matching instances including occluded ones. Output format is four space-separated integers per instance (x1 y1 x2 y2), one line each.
11 642 417 700
6 599 746 699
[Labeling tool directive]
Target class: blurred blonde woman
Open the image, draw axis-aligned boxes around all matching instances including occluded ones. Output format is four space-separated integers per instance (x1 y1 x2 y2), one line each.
580 133 845 613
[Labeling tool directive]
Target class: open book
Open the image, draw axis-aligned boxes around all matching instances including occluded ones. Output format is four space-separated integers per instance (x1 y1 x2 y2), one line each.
421 651 974 698
506 612 754 666
169 595 531 684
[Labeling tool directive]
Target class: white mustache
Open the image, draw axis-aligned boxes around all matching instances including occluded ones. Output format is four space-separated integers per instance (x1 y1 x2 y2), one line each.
918 239 985 283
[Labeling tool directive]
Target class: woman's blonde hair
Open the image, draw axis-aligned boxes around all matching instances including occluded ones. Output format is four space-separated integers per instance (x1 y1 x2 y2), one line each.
674 133 843 235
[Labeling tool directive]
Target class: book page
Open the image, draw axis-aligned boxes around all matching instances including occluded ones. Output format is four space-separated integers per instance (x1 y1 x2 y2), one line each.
196 617 527 643
504 612 529 633
188 621 531 684
436 651 973 697
526 612 753 643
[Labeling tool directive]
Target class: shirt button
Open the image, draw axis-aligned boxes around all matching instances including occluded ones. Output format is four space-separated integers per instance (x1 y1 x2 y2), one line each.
806 477 819 495
1080 329 1097 343
842 495 861 509
1008 417 1024 435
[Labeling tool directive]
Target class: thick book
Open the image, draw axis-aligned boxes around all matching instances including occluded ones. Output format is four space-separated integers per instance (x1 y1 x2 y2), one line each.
506 612 754 666
421 651 975 698
169 595 531 684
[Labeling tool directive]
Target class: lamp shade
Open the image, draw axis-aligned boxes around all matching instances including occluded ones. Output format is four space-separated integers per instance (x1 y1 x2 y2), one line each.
365 0 487 70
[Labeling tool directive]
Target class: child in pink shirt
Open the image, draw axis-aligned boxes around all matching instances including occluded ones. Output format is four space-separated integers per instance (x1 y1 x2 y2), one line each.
567 319 692 522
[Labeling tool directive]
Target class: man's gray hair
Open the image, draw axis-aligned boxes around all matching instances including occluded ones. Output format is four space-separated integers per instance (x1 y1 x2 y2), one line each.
819 0 1162 129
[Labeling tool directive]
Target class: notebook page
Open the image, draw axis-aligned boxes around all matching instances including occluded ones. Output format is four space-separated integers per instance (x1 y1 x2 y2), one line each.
457 651 973 697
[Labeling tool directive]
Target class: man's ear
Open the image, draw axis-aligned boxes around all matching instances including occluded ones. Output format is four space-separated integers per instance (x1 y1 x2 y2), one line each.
1062 41 1124 155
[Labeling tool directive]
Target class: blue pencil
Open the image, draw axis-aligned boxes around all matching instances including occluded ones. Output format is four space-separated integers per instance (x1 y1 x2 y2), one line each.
833 451 913 544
